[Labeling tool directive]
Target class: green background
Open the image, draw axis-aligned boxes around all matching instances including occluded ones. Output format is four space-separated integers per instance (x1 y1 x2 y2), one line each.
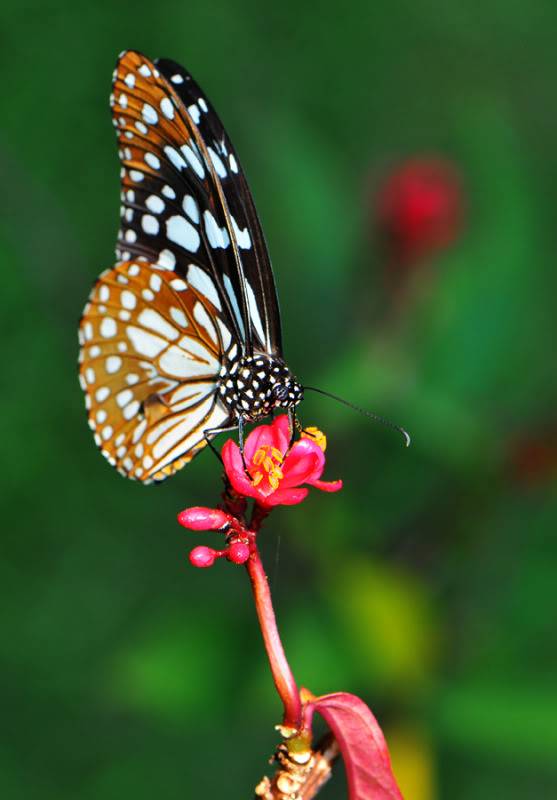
2 1 556 797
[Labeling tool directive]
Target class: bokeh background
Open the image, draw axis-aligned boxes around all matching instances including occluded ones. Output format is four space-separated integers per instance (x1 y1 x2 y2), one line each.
2 1 556 797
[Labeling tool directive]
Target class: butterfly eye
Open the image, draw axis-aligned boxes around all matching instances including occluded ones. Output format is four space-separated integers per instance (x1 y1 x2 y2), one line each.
272 384 290 404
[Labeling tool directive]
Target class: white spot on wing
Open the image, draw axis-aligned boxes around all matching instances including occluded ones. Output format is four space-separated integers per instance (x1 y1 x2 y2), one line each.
149 274 162 292
124 400 140 420
152 397 213 459
142 214 159 235
187 264 222 310
158 343 218 378
100 317 117 338
137 308 179 341
106 356 122 374
170 306 188 328
141 214 159 236
166 215 200 252
187 104 200 124
170 381 214 409
146 195 165 214
121 290 136 309
216 319 232 349
144 152 161 170
193 302 218 345
142 103 158 125
127 325 167 357
164 146 187 171
117 389 133 408
208 147 227 178
160 97 174 119
182 195 199 223
223 274 245 340
231 216 252 249
153 403 228 473
203 210 229 249
157 249 176 270
181 144 205 178
246 280 266 346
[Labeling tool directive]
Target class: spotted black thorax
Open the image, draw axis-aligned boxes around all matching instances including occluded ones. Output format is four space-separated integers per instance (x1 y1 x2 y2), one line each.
218 354 304 421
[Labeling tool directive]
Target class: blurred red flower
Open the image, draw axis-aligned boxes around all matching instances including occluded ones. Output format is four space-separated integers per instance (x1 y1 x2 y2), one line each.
376 157 463 268
222 415 342 508
508 433 557 486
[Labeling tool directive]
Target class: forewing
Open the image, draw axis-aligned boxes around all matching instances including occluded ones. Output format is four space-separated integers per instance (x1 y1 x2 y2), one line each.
78 259 230 483
111 50 281 356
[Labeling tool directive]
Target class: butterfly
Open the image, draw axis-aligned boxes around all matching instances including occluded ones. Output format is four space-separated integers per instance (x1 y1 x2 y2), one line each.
78 50 304 484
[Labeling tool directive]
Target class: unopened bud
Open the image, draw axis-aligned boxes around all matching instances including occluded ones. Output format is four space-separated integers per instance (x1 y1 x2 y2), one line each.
189 546 216 568
227 541 250 564
178 507 230 531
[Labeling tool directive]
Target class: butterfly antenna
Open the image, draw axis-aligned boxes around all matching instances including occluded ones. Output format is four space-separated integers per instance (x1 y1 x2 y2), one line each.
303 386 411 447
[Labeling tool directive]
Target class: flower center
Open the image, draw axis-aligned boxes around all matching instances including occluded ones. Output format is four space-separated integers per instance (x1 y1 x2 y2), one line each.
251 445 284 491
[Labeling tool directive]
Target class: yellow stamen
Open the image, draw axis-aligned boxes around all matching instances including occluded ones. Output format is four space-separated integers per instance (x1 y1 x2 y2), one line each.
271 447 284 463
301 426 327 451
249 443 287 490
253 448 266 466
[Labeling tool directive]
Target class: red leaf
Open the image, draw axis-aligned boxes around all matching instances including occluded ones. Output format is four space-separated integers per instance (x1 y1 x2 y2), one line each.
310 692 404 800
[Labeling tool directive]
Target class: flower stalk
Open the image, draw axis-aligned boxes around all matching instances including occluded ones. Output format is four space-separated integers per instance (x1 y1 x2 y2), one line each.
245 539 302 731
176 416 401 799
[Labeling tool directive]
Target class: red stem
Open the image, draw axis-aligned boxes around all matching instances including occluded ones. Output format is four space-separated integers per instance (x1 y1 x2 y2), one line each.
245 545 302 731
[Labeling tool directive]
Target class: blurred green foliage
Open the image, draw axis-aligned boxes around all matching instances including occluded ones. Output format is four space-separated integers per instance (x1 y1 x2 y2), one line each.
1 1 556 797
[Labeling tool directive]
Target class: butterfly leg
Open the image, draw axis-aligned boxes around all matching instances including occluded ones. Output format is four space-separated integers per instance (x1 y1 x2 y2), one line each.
238 415 251 477
203 424 239 465
203 419 252 480
287 408 303 452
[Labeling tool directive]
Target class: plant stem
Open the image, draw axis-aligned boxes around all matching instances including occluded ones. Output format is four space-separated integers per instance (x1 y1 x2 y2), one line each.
245 544 302 731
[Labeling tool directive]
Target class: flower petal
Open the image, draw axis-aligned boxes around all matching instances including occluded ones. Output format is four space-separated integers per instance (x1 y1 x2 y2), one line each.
308 478 343 493
243 422 276 462
272 415 292 453
221 440 255 496
243 416 290 463
261 487 309 507
281 439 325 487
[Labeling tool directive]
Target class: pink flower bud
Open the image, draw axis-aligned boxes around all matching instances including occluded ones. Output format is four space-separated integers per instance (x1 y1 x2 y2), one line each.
189 546 216 568
227 541 250 565
178 507 230 531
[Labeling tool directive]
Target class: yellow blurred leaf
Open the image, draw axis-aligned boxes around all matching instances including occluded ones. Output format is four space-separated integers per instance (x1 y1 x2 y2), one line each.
327 559 438 693
387 723 436 800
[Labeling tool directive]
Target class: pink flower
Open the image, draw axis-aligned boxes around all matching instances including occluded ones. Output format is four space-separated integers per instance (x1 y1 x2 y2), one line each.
221 415 342 508
375 157 463 267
